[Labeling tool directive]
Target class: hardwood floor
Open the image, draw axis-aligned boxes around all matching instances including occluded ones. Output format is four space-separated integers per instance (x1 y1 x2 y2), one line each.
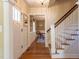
20 41 51 59
19 41 79 59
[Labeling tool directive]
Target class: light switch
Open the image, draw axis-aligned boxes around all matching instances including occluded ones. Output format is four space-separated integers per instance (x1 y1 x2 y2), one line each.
0 25 2 32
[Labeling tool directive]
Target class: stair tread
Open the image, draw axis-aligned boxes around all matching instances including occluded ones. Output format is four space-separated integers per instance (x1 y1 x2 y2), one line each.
63 32 79 36
71 34 79 36
64 29 79 31
75 29 79 31
66 38 75 40
61 43 70 45
56 48 64 50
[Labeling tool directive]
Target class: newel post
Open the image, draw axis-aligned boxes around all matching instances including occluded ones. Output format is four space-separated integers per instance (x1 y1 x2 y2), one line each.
50 24 56 54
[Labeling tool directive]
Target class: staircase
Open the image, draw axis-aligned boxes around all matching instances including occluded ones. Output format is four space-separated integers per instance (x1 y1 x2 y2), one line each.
47 28 51 50
47 4 79 58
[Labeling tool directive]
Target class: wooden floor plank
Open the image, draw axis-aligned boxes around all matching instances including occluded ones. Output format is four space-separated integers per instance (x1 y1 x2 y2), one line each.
20 41 51 59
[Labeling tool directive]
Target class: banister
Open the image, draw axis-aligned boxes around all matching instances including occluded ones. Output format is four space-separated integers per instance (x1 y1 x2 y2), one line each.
55 4 78 28
47 28 51 32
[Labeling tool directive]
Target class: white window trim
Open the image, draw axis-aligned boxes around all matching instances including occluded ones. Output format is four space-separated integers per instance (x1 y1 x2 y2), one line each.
12 6 21 23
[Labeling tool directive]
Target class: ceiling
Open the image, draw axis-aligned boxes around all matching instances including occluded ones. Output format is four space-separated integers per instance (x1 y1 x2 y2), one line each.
25 0 51 7
25 0 77 7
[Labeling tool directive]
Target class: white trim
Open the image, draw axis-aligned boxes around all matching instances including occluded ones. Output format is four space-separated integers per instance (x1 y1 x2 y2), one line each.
50 24 56 54
29 14 47 47
3 1 11 59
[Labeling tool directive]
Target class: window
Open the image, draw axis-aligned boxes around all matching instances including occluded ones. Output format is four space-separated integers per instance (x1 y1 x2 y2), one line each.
33 21 36 32
13 6 21 22
30 15 36 32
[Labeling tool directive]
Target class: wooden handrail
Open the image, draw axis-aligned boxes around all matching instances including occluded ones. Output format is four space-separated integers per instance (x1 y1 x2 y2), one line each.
47 28 51 32
55 4 78 28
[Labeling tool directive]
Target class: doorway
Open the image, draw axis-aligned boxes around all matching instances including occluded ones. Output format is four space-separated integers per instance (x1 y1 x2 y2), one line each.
30 15 45 45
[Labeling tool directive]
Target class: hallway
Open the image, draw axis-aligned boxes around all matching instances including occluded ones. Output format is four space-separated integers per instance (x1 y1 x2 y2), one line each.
20 41 51 59
1 0 79 59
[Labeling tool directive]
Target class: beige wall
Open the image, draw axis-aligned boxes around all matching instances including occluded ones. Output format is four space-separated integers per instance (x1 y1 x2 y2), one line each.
48 0 76 25
0 0 3 59
0 0 3 48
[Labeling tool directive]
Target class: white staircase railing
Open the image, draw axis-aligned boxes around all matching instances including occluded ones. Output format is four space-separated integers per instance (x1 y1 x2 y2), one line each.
47 4 79 57
54 4 78 54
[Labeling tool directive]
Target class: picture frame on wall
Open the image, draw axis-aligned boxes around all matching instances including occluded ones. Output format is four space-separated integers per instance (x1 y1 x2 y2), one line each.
22 13 28 26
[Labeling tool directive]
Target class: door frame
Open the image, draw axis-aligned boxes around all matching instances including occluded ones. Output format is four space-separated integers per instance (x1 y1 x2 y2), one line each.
3 1 14 59
29 13 48 47
3 1 11 59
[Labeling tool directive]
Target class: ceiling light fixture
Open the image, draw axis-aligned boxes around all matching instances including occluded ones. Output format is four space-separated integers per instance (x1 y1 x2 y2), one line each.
40 0 44 5
40 0 49 5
